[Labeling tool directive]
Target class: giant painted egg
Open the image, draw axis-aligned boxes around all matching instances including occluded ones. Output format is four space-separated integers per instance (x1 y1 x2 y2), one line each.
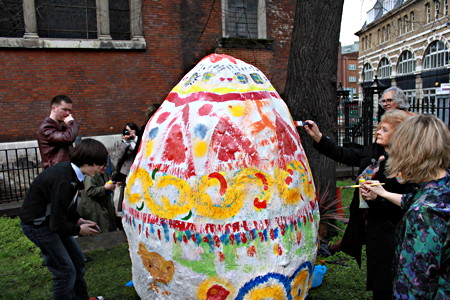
123 54 319 300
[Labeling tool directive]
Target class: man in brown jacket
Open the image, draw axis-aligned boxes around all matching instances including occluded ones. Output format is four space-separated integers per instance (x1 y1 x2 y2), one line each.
37 95 80 169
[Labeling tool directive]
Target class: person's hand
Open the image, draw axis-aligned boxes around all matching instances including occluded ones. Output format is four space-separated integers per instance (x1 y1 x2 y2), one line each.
122 129 136 141
79 223 101 236
360 185 377 201
303 120 322 143
362 180 387 198
64 114 74 124
77 218 92 226
78 218 101 236
105 181 115 191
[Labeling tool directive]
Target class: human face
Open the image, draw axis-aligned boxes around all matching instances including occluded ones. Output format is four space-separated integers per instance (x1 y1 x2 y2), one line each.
51 101 72 122
380 91 399 111
83 164 104 177
125 126 136 139
395 172 405 184
376 122 394 148
98 163 107 174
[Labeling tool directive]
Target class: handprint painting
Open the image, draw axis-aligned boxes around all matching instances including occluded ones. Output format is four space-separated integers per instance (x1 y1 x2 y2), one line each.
122 54 320 300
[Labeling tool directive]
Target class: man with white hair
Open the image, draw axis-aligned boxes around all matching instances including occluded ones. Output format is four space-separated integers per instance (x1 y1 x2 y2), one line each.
379 86 410 112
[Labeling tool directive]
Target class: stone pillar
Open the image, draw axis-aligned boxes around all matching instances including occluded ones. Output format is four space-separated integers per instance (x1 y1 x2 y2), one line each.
23 0 38 38
96 0 112 40
130 0 144 41
415 72 423 99
415 57 423 100
258 0 267 39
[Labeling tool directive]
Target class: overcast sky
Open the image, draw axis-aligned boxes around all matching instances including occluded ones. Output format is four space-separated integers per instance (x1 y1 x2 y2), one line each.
340 0 376 46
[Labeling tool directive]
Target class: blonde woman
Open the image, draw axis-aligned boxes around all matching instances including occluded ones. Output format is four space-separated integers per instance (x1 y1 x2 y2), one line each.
363 114 450 299
304 109 414 299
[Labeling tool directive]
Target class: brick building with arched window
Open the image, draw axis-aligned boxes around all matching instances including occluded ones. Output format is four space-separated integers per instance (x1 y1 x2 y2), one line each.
356 0 450 124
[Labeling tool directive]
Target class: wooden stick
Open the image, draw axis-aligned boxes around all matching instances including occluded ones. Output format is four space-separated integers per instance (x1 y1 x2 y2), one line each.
339 183 385 189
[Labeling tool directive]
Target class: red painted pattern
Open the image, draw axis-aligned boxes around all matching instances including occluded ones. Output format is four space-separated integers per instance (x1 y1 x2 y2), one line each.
198 103 213 116
214 235 221 248
206 284 230 300
285 176 293 185
208 117 261 165
253 198 267 209
247 245 256 257
258 232 265 242
157 112 171 124
218 251 226 262
255 172 268 190
162 124 187 164
276 244 283 255
166 91 281 107
206 53 237 64
240 232 248 244
123 204 314 238
208 172 227 195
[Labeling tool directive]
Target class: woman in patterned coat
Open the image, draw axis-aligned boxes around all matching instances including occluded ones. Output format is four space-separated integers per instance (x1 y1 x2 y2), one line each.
364 114 450 299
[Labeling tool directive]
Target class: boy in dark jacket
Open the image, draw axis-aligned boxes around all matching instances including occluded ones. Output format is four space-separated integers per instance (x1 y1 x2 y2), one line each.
19 138 107 300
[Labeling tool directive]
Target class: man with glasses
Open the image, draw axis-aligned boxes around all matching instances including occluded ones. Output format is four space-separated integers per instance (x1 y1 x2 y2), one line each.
379 87 410 112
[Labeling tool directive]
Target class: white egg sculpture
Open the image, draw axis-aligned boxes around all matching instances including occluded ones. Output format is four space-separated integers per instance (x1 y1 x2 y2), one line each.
122 54 319 300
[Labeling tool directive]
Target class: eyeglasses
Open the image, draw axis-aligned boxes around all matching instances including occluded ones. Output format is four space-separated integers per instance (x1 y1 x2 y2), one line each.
380 98 394 105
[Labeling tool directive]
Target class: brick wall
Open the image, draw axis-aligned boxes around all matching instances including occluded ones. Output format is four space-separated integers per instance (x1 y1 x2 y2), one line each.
0 0 295 143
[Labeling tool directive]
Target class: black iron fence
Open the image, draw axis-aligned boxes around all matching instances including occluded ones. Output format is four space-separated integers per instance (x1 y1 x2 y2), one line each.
0 147 41 204
336 96 450 178
410 96 450 126
337 96 450 149
337 99 365 148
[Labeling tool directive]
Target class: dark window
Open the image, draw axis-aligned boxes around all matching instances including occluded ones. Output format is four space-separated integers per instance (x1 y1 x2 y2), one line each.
109 0 130 40
36 0 97 39
227 0 258 38
0 0 24 38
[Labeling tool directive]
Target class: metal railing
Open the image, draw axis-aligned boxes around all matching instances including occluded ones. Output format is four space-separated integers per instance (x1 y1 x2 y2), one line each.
337 97 450 150
336 96 450 179
0 147 41 204
410 96 450 127
337 100 365 148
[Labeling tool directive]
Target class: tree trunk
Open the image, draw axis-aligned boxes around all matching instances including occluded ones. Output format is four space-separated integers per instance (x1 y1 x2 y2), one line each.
284 0 344 223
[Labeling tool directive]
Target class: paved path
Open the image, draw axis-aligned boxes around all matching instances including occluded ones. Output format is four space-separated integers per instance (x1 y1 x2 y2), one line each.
76 230 128 253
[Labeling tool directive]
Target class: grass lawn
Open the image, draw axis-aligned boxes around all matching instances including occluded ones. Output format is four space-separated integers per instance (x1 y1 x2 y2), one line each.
0 180 371 299
307 179 371 299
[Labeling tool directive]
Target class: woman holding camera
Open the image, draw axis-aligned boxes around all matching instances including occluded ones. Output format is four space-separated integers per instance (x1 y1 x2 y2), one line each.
113 122 140 212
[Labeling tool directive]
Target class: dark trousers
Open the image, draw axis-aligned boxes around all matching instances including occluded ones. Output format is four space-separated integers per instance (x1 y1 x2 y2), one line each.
21 223 88 300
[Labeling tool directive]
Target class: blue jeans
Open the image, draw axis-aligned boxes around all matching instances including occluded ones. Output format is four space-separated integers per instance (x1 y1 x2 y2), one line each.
20 223 89 300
